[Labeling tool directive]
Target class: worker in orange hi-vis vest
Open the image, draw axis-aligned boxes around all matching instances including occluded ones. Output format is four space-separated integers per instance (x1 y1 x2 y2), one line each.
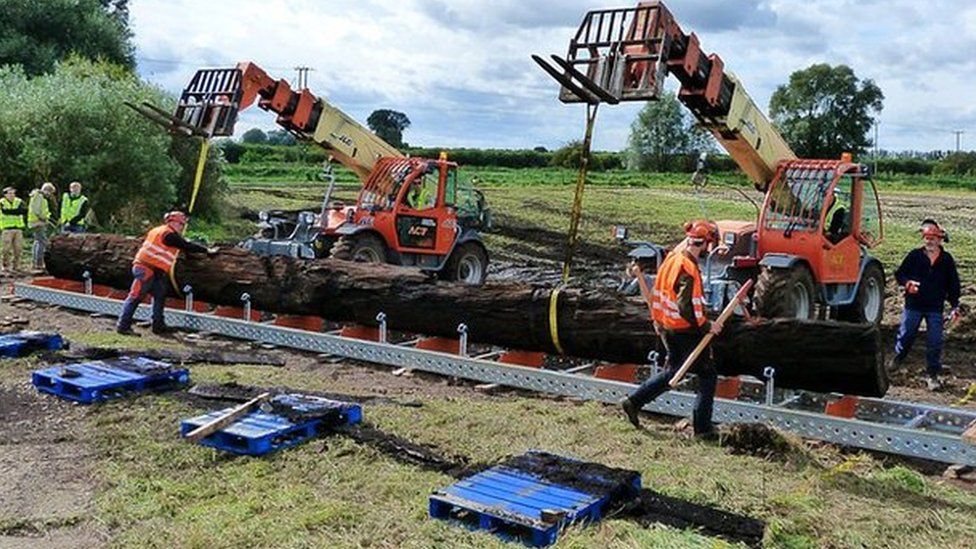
621 220 724 439
116 211 217 336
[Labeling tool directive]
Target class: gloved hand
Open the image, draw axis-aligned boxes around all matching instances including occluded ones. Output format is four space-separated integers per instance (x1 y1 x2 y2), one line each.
206 246 220 256
950 307 962 323
905 280 920 295
708 319 724 336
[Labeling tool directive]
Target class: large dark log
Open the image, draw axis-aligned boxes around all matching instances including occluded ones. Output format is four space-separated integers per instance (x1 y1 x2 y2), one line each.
46 233 888 396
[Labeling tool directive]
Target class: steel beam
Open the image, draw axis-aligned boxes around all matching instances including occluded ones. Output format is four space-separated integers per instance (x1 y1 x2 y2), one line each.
13 283 976 466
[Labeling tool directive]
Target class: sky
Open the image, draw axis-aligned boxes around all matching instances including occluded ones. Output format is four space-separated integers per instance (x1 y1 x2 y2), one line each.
130 0 976 153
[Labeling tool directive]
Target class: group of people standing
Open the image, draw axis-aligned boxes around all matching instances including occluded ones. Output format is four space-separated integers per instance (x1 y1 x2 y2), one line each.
0 181 90 275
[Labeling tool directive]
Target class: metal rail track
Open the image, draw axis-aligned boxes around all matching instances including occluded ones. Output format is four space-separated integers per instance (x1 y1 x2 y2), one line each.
12 282 976 466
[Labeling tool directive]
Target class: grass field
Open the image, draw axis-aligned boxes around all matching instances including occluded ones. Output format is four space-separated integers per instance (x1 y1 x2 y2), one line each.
221 164 976 281
6 166 976 548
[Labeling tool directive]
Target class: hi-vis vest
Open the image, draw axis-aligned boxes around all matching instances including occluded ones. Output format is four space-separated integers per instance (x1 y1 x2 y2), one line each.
134 225 179 271
651 251 707 331
0 197 25 230
60 193 88 225
27 191 49 225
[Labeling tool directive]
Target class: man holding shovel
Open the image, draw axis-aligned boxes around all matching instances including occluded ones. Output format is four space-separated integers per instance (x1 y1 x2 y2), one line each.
621 220 724 439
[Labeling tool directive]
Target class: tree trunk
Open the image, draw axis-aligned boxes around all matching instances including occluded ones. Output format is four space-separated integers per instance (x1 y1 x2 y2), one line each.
45 233 888 396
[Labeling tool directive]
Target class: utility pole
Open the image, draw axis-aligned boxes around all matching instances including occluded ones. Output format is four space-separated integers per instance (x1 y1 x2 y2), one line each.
294 66 313 89
953 130 965 152
873 120 879 174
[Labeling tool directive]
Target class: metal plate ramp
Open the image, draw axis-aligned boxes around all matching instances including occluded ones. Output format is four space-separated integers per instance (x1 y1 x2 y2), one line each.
13 282 976 466
430 451 641 546
180 395 362 456
32 357 189 404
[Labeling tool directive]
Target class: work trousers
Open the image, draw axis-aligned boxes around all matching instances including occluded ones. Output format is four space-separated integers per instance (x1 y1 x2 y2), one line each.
1 229 24 271
1 229 23 271
627 330 717 435
894 308 944 376
117 263 168 331
31 224 49 269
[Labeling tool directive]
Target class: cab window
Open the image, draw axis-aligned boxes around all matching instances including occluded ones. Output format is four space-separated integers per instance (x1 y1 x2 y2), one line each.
824 176 853 244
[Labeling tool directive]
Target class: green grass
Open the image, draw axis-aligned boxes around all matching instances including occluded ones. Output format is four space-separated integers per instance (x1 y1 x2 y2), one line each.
11 168 976 547
49 360 976 547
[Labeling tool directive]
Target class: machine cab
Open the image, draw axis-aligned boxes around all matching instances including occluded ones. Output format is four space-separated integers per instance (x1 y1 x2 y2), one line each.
349 157 460 258
758 159 883 285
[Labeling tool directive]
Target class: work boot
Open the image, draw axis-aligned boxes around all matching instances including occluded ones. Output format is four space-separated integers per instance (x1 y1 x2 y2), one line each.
621 397 641 428
926 375 941 391
694 429 720 442
116 326 140 337
152 325 176 336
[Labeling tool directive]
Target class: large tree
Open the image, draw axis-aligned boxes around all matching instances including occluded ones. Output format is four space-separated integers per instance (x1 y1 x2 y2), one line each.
769 64 883 159
241 127 268 144
0 0 135 76
627 93 713 171
367 109 410 149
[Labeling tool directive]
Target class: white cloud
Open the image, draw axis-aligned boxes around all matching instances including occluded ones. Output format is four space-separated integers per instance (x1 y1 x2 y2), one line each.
130 0 976 152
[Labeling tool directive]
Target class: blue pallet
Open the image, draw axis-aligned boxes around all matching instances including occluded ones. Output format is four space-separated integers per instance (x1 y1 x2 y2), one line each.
0 331 65 358
181 396 362 456
32 357 189 404
430 452 641 546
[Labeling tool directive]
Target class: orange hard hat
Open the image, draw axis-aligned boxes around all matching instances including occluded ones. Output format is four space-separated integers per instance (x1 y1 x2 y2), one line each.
164 211 189 225
684 219 719 243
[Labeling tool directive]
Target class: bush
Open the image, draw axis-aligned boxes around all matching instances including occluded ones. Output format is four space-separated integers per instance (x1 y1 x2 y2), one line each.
934 152 976 176
0 58 224 230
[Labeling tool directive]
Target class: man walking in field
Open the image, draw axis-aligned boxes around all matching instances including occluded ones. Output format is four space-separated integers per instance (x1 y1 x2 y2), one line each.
890 219 961 390
1 186 27 275
621 220 724 439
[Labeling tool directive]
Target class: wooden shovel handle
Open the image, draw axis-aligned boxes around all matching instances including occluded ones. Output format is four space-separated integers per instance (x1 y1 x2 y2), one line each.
667 279 754 388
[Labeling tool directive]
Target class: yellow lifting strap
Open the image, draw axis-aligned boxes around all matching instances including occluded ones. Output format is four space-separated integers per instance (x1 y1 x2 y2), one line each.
548 286 565 355
168 137 211 295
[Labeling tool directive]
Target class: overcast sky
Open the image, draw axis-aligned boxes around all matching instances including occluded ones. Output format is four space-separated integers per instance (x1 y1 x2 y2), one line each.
130 0 976 153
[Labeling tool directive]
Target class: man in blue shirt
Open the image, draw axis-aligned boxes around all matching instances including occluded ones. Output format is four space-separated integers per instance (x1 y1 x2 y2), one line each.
891 220 961 390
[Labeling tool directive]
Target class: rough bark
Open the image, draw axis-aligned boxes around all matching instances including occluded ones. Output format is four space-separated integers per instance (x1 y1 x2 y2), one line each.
46 233 888 396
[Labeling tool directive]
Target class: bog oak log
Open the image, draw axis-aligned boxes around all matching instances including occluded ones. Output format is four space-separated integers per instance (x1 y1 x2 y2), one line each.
46 234 888 396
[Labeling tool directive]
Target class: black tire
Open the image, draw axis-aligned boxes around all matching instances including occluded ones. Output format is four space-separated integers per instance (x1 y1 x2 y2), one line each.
754 264 816 320
838 262 885 326
331 233 387 263
441 242 488 285
312 236 335 259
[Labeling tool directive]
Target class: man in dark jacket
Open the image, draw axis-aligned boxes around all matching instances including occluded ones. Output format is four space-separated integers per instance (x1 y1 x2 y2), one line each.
891 220 961 390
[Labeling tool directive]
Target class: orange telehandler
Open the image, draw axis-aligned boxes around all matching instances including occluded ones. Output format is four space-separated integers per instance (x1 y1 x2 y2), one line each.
536 1 885 325
131 62 491 284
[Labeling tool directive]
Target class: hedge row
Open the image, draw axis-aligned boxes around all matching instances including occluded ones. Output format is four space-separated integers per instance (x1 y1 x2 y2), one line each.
216 141 976 176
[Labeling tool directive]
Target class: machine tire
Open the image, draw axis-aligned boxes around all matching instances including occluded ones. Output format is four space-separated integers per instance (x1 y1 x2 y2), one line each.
838 263 885 326
441 242 489 285
331 233 387 263
754 264 816 320
312 236 335 259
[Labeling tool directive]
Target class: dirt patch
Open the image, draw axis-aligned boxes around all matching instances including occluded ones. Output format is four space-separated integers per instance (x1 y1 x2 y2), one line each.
623 489 766 548
0 383 101 547
721 423 811 464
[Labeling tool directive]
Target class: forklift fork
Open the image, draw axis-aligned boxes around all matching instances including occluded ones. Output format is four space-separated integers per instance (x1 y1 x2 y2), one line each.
126 68 245 138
